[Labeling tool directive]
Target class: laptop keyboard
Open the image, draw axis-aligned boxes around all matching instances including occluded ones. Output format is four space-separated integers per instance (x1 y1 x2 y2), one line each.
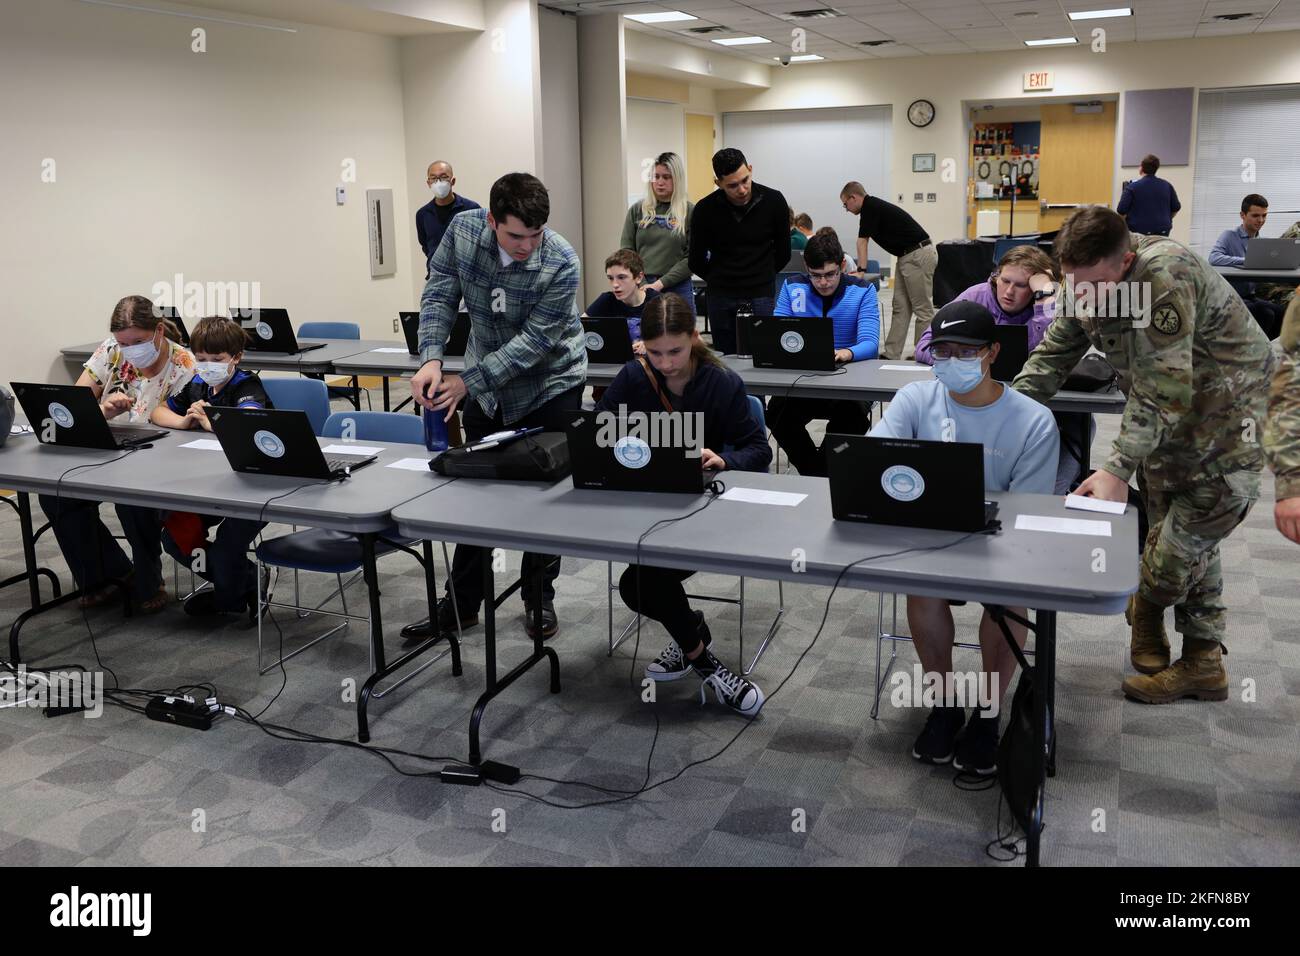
108 424 164 441
324 453 375 474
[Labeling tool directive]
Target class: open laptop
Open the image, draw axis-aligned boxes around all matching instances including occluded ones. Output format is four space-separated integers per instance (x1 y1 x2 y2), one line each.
232 309 326 355
750 315 836 371
826 434 999 533
400 311 470 358
990 324 1029 382
581 317 635 365
1243 237 1300 271
11 382 168 450
565 410 708 493
208 406 377 480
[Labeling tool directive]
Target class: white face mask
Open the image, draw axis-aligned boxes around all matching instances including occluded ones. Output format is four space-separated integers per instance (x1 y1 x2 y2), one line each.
196 361 232 387
119 335 160 369
431 181 452 200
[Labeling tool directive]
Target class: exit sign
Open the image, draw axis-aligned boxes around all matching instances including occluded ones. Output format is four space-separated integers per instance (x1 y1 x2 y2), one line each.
1024 71 1054 91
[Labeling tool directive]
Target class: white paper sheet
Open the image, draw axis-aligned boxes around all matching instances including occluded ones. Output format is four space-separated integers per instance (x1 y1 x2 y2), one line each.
179 438 223 451
1015 514 1111 537
880 364 931 373
720 486 807 508
321 444 384 455
386 457 432 471
1065 494 1126 515
370 347 410 354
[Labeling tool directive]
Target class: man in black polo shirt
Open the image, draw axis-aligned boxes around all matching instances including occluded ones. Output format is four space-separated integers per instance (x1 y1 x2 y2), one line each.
840 181 937 360
689 148 791 354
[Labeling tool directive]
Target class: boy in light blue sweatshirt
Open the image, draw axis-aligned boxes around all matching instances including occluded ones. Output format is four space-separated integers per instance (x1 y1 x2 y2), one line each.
870 300 1058 776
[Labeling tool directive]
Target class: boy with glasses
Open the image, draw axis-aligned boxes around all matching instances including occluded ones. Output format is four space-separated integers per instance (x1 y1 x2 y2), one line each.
769 231 879 476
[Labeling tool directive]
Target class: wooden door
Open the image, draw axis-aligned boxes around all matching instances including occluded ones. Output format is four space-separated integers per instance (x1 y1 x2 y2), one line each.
685 112 716 203
1037 102 1116 232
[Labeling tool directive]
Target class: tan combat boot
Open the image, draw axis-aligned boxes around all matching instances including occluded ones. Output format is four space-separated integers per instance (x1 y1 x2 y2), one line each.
1126 593 1170 674
1122 637 1229 704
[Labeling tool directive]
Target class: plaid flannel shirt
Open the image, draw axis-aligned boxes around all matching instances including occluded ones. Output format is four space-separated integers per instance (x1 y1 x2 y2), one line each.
418 208 587 423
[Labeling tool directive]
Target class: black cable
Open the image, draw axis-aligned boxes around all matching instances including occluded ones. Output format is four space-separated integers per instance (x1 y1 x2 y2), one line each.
492 529 989 809
764 366 852 472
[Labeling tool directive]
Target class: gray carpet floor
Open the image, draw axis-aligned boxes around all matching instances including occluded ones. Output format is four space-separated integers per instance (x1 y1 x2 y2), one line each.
2 306 1297 867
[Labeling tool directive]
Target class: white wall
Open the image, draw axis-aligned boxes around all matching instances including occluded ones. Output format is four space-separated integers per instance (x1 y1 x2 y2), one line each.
538 8 584 260
399 0 543 302
577 13 628 305
722 106 892 263
0 0 413 386
716 32 1300 254
626 99 686 209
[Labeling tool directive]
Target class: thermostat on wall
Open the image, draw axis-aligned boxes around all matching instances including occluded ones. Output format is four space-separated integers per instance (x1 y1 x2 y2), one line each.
336 186 346 205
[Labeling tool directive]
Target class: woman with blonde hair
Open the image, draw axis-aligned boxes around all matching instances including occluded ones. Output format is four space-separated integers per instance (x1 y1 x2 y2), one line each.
619 151 695 312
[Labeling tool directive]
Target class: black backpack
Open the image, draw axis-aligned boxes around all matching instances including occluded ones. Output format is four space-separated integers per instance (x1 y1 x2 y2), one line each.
990 608 1053 839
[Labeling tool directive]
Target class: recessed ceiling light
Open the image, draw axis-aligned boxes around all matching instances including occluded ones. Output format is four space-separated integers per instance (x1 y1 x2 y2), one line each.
713 36 773 46
774 54 825 62
1068 7 1132 20
1024 36 1078 46
626 11 698 24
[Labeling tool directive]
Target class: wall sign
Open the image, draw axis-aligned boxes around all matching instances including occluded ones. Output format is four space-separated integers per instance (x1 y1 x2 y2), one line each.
1024 71 1054 92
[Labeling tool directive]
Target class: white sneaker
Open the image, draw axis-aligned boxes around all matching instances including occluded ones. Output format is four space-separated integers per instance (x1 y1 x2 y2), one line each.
697 656 765 718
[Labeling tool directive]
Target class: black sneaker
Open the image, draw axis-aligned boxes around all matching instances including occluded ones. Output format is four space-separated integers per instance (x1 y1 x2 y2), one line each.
645 611 711 682
401 596 479 644
183 590 221 618
953 706 1000 776
692 648 764 718
911 706 967 765
524 601 558 640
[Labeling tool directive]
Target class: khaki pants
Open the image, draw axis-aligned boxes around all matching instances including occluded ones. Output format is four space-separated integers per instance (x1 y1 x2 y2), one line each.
882 243 938 360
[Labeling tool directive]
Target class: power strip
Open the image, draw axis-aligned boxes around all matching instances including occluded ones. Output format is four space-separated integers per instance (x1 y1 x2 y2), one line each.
144 695 215 731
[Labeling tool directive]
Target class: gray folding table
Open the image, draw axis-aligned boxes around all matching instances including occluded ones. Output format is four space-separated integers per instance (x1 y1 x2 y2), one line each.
393 470 1138 866
1212 264 1300 283
59 339 390 377
0 430 457 741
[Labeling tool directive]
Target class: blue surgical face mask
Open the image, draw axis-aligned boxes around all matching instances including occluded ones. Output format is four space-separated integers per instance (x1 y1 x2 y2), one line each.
196 361 232 387
933 355 986 395
119 333 160 369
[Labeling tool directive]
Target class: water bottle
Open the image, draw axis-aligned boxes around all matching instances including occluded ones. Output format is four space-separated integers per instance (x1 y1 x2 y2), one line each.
422 406 449 452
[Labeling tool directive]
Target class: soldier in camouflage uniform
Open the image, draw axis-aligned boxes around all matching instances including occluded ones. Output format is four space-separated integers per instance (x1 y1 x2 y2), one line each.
1013 206 1275 704
1265 295 1300 544
1256 220 1300 308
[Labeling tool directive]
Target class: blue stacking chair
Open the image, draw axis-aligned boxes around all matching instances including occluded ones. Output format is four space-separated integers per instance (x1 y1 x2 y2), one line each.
261 378 331 435
299 320 364 410
253 411 459 693
605 395 784 675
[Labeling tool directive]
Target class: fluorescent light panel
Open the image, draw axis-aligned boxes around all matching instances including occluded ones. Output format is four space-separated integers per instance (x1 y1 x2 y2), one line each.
775 54 824 62
626 11 698 24
1068 7 1132 20
713 36 773 45
1025 37 1078 46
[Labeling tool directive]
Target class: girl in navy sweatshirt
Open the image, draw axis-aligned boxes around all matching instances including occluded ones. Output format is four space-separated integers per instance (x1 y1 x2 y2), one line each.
596 293 770 717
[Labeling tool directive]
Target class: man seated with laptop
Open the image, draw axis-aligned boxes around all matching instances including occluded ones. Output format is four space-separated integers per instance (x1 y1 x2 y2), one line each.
766 230 880 477
583 249 660 356
870 300 1059 774
1209 193 1290 339
912 244 1087 494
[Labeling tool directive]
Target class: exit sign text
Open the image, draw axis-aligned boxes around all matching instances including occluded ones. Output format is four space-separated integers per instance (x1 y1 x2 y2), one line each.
1024 71 1054 91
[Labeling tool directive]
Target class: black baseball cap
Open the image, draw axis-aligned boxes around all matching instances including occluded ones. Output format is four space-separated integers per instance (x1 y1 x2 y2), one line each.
928 300 997 348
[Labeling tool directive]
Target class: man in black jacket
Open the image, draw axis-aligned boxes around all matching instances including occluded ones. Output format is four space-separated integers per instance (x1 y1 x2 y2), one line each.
688 148 791 354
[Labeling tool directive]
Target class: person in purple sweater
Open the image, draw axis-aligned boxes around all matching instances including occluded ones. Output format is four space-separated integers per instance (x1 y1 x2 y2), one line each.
915 245 1058 365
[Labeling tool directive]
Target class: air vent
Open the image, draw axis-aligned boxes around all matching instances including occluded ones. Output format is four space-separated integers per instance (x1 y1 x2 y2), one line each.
781 8 841 20
859 39 894 46
686 25 727 34
1212 11 1261 20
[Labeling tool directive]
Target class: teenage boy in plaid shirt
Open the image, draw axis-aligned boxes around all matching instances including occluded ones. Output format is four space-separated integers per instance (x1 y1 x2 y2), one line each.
402 172 587 643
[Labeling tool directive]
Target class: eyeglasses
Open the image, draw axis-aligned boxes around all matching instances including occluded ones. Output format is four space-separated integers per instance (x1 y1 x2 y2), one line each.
808 268 841 281
931 345 987 361
429 175 452 183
